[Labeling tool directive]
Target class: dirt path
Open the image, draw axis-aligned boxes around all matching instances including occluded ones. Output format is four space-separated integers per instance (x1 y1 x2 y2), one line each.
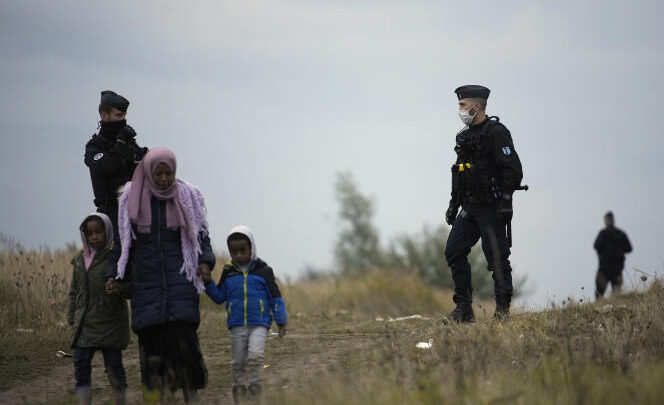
0 330 383 404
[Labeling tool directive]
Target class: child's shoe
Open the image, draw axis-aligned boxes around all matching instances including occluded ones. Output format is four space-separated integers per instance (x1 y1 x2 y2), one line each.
232 385 247 404
248 383 262 403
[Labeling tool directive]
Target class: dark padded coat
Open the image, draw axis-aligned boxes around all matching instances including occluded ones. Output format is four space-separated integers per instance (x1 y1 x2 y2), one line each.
451 117 523 204
107 197 215 333
205 259 288 329
68 248 130 349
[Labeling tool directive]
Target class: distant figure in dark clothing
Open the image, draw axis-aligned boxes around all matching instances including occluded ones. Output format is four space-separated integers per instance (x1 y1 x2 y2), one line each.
84 90 148 233
594 211 632 298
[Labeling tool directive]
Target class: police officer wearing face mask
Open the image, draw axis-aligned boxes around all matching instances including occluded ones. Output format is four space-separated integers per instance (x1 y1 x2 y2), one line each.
84 90 148 233
444 85 524 322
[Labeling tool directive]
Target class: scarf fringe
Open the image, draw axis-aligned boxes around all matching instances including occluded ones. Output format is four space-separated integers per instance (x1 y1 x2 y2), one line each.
116 180 208 293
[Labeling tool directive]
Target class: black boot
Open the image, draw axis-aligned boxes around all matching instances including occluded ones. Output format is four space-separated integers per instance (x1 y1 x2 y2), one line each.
232 385 247 404
447 296 475 323
493 295 511 321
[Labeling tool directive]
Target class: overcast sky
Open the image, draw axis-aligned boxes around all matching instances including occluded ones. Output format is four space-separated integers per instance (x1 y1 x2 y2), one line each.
1 0 662 308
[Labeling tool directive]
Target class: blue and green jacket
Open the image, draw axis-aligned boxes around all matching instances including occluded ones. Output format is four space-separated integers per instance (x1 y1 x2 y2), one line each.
205 258 287 329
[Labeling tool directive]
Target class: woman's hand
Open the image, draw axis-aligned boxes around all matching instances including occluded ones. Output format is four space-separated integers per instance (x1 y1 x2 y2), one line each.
198 263 211 283
105 278 121 295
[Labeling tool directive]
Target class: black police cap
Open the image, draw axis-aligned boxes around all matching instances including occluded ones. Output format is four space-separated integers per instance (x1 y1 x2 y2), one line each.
455 85 490 100
100 90 130 113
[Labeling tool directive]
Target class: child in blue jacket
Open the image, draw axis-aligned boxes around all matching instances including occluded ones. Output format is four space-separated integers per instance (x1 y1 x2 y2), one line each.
199 225 287 403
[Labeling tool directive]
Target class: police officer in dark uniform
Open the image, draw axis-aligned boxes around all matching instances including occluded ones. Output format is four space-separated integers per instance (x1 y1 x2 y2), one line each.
593 211 632 298
84 90 147 233
444 85 523 322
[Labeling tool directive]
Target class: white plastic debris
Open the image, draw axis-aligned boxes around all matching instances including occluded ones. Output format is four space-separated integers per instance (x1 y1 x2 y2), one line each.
416 339 433 349
376 314 430 322
391 314 429 322
16 328 34 333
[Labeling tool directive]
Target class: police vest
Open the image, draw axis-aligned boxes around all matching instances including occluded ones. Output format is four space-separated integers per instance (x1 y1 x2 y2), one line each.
451 117 502 204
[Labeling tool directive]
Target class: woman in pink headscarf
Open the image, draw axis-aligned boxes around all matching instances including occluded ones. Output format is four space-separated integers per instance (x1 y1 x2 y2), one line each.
106 147 215 403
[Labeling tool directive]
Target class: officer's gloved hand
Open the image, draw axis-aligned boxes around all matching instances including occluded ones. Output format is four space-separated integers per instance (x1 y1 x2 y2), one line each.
116 125 137 143
446 202 460 225
497 193 513 221
135 147 149 162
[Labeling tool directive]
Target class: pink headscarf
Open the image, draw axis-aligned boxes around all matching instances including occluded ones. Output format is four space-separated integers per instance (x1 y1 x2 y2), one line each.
126 147 196 244
80 212 113 271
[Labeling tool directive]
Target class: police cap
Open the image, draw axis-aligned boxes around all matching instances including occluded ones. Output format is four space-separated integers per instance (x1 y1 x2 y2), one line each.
100 90 130 113
455 85 490 101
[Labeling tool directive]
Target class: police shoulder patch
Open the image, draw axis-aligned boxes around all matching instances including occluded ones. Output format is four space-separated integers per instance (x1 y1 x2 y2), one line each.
93 152 104 161
502 146 512 156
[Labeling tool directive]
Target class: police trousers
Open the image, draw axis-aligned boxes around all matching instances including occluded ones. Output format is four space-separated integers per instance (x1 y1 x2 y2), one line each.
445 202 513 302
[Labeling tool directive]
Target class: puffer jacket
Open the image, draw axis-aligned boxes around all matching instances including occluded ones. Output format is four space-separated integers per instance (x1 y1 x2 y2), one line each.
205 260 288 329
68 249 130 349
204 226 287 329
107 197 215 333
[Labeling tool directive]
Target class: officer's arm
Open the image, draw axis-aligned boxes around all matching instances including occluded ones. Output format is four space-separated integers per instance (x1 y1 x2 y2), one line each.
84 138 135 175
450 135 463 202
491 127 523 195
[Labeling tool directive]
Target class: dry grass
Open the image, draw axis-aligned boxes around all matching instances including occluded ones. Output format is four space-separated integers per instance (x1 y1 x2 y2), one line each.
0 243 74 390
1 243 663 404
267 281 664 405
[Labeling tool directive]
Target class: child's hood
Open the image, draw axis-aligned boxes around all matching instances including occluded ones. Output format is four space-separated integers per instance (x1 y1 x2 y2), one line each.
228 225 257 262
80 212 114 254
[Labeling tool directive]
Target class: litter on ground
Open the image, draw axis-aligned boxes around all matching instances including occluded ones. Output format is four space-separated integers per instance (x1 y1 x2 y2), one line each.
416 339 434 349
375 314 430 322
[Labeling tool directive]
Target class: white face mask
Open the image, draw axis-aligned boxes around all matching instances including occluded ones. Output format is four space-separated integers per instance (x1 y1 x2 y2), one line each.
458 108 476 125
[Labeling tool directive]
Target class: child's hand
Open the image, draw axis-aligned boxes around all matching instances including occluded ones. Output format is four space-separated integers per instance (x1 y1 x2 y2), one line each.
278 324 287 338
198 263 211 283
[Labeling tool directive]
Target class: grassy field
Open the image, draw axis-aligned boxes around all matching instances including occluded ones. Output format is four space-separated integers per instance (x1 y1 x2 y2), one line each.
1 244 663 404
